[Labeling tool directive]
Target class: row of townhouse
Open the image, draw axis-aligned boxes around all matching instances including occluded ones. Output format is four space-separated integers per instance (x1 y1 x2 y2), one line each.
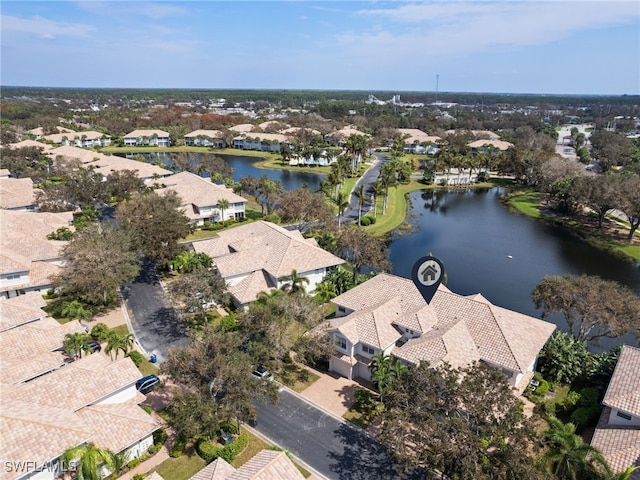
28 126 111 148
0 292 158 480
190 220 345 308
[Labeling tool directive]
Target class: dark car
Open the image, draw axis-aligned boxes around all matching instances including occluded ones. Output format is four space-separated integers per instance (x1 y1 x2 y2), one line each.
87 340 101 353
136 374 160 394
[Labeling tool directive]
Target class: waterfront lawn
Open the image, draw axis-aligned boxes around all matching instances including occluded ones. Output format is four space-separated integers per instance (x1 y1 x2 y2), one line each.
363 182 427 236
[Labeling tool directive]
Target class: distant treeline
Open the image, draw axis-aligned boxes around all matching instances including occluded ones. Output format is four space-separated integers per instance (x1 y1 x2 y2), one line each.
2 86 638 108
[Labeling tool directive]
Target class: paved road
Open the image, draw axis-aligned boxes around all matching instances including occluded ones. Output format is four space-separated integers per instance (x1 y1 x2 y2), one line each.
122 260 189 363
253 389 422 480
341 153 389 224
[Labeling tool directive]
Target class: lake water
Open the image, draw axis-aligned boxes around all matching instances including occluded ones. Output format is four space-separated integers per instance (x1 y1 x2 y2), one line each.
123 152 325 191
388 188 640 349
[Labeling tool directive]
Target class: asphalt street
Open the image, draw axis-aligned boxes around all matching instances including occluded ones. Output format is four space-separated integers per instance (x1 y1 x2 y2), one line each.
253 389 423 480
122 260 189 363
341 153 389 224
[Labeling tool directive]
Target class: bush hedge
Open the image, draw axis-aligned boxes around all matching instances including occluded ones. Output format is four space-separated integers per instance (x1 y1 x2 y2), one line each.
90 323 110 341
197 432 248 463
153 428 168 447
170 434 187 458
126 350 145 367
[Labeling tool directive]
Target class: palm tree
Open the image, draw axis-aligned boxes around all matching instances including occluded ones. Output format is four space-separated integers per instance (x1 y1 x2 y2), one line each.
369 352 406 401
61 300 92 322
334 191 349 229
63 332 90 360
607 466 639 480
278 269 309 295
216 198 231 223
368 181 383 218
541 417 612 480
60 443 118 480
354 184 366 225
105 331 135 360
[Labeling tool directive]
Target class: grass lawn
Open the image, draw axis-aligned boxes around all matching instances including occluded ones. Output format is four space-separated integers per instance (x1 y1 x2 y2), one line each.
108 324 159 375
342 402 378 429
276 363 320 393
181 209 263 242
507 191 545 219
231 431 270 468
363 182 427 236
155 447 206 480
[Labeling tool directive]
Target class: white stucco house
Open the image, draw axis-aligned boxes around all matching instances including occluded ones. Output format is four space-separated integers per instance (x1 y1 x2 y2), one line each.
232 132 288 152
326 273 556 390
191 221 344 307
590 345 640 478
157 171 247 226
123 129 171 147
0 297 158 480
184 129 226 148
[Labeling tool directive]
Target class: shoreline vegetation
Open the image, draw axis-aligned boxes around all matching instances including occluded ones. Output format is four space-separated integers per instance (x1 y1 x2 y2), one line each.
100 146 639 261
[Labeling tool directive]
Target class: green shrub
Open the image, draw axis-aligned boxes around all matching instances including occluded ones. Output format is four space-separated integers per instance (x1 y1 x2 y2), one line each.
535 379 550 396
368 216 376 224
219 421 239 435
140 404 152 415
354 388 372 406
90 323 110 341
153 428 168 446
196 432 248 463
132 474 145 480
197 438 219 463
126 350 145 367
360 216 371 226
264 214 280 223
570 406 600 431
147 445 159 455
126 458 141 470
170 434 186 458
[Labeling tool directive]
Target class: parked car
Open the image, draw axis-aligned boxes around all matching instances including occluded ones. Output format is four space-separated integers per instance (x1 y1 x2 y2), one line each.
136 374 160 394
251 365 273 382
87 340 101 353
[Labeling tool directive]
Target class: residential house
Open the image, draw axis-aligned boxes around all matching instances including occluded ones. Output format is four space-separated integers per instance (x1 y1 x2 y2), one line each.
188 449 305 480
123 129 171 147
325 125 371 145
228 123 255 134
7 139 53 152
468 139 514 153
191 221 344 308
0 176 37 211
397 128 441 154
158 171 247 226
184 130 226 148
445 129 501 141
233 132 288 152
590 345 640 478
0 210 73 300
326 273 555 389
42 131 111 148
0 338 158 480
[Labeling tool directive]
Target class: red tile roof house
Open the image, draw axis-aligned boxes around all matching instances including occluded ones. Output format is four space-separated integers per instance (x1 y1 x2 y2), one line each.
184 129 227 148
590 345 640 478
325 273 556 390
157 172 248 226
0 210 74 300
123 129 171 147
191 221 344 308
0 296 158 480
186 449 305 480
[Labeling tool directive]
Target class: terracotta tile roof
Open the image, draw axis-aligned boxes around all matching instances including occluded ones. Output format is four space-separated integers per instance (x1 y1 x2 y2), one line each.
258 121 287 131
76 403 158 453
279 126 321 136
8 139 53 151
193 221 344 282
329 298 403 349
0 398 92 480
398 128 441 144
0 177 36 209
5 354 142 411
124 129 170 138
332 273 555 374
235 132 289 143
603 346 640 418
0 250 31 275
47 144 102 164
189 449 305 480
159 172 247 211
228 124 255 133
185 129 225 138
86 155 172 180
227 270 277 306
330 125 371 138
468 139 514 151
0 291 48 331
446 129 501 140
591 407 640 477
43 131 108 144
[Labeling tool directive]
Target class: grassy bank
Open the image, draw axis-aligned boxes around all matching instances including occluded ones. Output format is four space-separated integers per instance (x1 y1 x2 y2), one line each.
506 190 640 262
363 182 428 236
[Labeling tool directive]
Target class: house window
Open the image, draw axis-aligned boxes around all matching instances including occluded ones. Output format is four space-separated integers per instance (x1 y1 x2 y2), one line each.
616 411 632 421
5 273 21 280
334 335 347 350
361 344 375 355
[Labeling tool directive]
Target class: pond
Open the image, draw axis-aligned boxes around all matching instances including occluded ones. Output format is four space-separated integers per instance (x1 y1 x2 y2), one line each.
388 188 640 349
121 152 325 191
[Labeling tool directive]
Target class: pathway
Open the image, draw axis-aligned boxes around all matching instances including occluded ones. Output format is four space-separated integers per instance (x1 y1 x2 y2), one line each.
340 153 389 224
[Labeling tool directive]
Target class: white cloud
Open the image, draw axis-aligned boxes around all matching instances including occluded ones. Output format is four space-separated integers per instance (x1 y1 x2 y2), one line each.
349 1 639 57
1 15 96 39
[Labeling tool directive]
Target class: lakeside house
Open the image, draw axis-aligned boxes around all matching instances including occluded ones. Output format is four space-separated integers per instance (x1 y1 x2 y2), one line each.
191 221 344 308
42 130 112 148
232 132 289 152
397 128 441 154
184 129 227 148
325 125 370 145
0 210 73 300
325 273 555 391
158 171 247 226
590 345 640 478
0 303 158 480
123 129 171 147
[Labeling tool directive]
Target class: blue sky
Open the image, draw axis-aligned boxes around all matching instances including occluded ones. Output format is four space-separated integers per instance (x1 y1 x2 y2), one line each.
1 1 639 95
